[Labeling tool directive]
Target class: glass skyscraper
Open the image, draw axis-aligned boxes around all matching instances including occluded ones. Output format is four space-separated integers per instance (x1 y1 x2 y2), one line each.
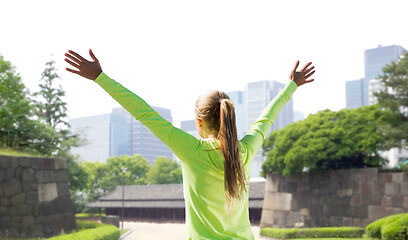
226 90 245 139
346 45 406 109
69 113 129 163
245 80 294 178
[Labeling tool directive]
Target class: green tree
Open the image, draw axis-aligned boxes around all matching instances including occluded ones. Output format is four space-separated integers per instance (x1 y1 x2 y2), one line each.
0 54 53 153
262 105 392 176
147 157 182 184
33 60 87 191
375 52 408 148
101 154 150 192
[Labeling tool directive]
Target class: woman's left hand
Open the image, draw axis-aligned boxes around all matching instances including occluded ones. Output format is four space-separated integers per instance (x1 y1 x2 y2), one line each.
65 49 102 81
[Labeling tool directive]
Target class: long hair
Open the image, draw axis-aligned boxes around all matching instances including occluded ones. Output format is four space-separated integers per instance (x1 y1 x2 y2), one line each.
195 90 247 203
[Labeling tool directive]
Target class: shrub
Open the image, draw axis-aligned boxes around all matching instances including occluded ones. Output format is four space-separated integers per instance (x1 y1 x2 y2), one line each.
47 220 120 240
366 213 408 239
260 227 363 239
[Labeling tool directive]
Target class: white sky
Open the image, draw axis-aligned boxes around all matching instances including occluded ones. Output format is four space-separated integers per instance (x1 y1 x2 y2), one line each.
1 0 407 127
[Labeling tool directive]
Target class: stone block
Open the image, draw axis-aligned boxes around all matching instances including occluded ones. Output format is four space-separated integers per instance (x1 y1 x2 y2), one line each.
31 157 54 170
38 183 58 202
300 208 310 216
266 174 280 192
0 197 10 207
17 204 32 216
2 216 11 227
368 194 383 205
392 195 404 208
0 186 3 197
31 183 38 191
404 196 408 208
57 182 70 197
260 209 289 227
11 193 25 206
337 189 353 198
352 206 368 218
362 218 374 227
0 170 4 183
26 191 38 204
54 158 67 170
401 183 408 195
8 207 17 216
318 216 330 227
22 216 35 225
343 217 353 226
385 207 405 216
350 194 362 206
330 216 343 226
385 182 400 195
0 156 10 168
368 205 385 219
353 218 362 227
379 172 393 182
263 192 292 211
31 224 43 237
11 216 22 226
392 172 408 183
10 157 19 168
3 179 22 197
354 168 378 182
23 169 35 181
18 157 31 168
22 181 31 192
381 195 392 207
0 207 7 215
5 168 15 180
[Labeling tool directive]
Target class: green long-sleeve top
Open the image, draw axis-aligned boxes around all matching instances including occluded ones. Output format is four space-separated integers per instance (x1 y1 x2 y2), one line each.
95 72 297 239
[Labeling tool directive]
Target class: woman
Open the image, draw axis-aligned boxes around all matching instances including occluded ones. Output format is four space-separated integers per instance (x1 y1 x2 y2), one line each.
65 49 315 239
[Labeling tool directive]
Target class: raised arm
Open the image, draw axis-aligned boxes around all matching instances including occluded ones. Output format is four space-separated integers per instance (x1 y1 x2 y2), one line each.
240 60 315 164
64 49 200 160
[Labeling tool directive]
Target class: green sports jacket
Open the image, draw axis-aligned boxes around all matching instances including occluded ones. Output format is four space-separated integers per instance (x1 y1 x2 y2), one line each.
95 72 297 239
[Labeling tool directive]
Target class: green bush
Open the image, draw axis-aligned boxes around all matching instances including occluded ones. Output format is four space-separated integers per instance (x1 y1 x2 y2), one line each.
260 227 363 239
366 213 408 239
47 220 120 240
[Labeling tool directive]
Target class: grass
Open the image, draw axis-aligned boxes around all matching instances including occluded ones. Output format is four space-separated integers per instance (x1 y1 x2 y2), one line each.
0 147 44 157
120 229 130 236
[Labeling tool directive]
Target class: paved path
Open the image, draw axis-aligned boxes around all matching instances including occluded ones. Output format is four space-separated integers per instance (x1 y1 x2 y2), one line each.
122 221 273 240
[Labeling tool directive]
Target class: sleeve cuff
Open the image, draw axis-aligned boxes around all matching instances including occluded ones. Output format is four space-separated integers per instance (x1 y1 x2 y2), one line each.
95 72 108 84
284 80 298 95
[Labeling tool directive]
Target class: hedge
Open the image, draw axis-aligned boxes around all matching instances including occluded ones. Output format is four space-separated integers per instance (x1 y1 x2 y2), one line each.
260 227 363 239
366 213 408 240
261 227 364 239
47 220 120 240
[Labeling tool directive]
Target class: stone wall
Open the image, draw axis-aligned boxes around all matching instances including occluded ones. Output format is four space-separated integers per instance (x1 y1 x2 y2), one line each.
0 155 77 238
260 168 408 229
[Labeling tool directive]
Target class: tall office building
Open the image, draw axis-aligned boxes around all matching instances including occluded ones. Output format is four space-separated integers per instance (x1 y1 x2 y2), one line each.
112 106 173 164
180 120 200 139
69 113 129 163
345 44 408 167
346 45 406 109
245 80 294 178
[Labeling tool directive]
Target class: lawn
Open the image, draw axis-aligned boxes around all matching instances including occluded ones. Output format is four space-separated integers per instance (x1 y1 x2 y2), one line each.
0 147 44 157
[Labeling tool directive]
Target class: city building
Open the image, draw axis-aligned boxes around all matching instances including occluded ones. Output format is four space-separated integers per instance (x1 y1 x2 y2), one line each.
112 106 174 164
345 44 408 167
180 120 200 139
346 45 406 109
294 111 306 122
69 113 129 163
245 80 294 178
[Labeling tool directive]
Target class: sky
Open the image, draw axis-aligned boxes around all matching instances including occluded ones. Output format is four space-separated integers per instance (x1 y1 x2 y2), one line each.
1 0 407 127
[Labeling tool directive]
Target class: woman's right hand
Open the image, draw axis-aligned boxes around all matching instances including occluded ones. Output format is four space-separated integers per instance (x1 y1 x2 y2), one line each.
290 60 315 87
65 49 102 81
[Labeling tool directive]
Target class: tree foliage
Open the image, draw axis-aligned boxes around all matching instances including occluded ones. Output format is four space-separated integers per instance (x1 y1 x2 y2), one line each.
0 54 54 153
375 52 408 148
147 157 182 184
262 105 392 176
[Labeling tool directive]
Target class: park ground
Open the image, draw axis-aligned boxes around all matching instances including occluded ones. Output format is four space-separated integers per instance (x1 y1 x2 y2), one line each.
122 221 271 240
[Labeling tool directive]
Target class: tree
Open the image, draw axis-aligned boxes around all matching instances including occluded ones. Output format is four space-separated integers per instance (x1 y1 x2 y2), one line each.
0 54 53 153
147 157 183 184
262 105 392 176
375 52 408 148
101 154 150 192
33 60 87 191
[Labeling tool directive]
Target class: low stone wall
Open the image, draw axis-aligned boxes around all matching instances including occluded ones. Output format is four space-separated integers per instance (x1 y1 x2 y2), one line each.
260 168 408 228
0 155 77 238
